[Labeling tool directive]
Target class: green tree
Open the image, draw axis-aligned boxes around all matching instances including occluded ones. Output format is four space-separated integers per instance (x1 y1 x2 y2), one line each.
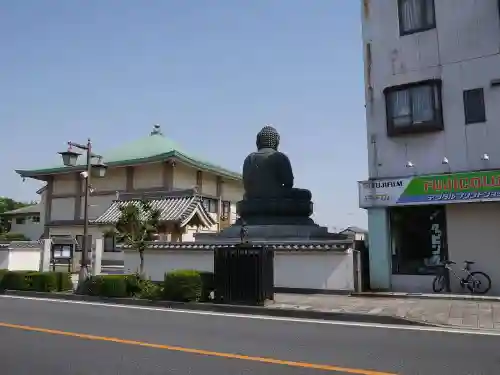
112 200 161 277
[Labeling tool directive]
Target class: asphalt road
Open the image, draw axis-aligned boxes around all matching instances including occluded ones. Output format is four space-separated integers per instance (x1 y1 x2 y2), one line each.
0 296 499 375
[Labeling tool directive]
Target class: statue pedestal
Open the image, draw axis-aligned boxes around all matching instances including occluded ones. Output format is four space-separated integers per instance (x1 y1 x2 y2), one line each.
196 218 346 243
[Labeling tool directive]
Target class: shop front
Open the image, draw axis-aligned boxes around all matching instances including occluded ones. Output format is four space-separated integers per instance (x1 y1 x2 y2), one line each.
359 170 500 295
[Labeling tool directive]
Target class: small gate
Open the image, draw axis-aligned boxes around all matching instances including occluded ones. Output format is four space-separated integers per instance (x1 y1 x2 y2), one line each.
214 244 274 305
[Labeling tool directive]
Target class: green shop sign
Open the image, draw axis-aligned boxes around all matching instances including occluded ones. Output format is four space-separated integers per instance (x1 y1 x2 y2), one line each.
358 170 500 208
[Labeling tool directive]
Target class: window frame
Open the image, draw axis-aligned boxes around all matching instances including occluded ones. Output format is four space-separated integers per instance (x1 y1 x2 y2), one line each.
103 234 117 252
463 88 486 125
384 79 444 137
398 0 436 36
203 198 218 213
31 216 40 223
15 217 26 225
221 201 231 219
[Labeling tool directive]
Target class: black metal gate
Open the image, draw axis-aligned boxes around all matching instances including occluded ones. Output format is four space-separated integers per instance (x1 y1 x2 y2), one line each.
214 244 274 305
354 240 370 291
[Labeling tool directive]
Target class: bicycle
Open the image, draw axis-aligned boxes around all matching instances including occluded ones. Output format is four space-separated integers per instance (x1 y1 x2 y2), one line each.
432 260 491 294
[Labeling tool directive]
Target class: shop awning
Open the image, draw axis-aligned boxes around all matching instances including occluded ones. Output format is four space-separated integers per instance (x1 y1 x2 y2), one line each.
93 195 216 228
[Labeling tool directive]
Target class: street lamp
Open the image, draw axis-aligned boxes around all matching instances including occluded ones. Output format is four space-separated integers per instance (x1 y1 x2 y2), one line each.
59 139 107 289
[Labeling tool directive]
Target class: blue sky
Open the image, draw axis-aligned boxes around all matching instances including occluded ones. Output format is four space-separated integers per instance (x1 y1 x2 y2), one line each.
1 0 367 230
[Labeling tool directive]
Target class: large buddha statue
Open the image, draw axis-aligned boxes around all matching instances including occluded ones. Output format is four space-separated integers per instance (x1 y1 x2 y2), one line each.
236 126 313 220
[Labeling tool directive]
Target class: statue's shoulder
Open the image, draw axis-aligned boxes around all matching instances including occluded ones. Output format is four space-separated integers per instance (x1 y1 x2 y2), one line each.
272 151 291 163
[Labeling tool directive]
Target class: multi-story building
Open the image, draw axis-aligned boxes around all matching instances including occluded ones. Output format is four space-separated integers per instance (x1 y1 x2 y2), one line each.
359 0 500 294
16 125 243 265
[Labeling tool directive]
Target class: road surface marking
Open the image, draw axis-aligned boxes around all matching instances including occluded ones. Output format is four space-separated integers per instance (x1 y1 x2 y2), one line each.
2 294 500 336
0 321 394 375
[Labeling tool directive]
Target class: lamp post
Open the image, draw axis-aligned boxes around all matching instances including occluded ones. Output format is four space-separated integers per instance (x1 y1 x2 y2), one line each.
59 139 107 289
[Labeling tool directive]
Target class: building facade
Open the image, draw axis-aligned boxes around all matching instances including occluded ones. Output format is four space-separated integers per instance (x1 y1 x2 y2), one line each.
16 125 243 264
0 204 42 241
360 0 500 294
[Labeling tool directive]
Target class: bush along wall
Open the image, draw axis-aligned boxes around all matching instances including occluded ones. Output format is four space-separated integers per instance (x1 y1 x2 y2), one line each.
77 270 214 303
0 271 73 292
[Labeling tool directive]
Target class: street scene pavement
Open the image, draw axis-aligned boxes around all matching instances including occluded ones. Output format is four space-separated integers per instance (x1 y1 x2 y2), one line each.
0 295 499 374
272 293 500 330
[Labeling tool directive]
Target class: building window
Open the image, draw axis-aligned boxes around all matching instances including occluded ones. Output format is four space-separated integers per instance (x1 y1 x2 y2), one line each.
385 80 443 136
463 88 486 124
390 205 447 275
103 234 116 252
203 198 218 213
15 217 25 225
398 0 436 36
222 201 231 219
31 216 40 223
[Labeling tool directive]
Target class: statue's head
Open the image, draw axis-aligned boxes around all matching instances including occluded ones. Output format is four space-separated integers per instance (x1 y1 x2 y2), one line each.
256 125 280 151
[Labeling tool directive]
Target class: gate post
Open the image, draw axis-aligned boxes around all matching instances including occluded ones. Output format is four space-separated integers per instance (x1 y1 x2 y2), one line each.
40 239 51 272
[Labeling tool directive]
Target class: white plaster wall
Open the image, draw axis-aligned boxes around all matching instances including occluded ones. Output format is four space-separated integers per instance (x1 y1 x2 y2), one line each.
363 0 500 178
7 249 41 271
0 251 9 269
52 173 76 195
223 181 243 203
202 173 218 196
124 249 355 291
446 202 500 295
133 162 163 189
50 197 75 221
124 250 214 279
79 194 116 220
10 219 43 241
274 251 354 291
173 164 197 190
91 167 127 191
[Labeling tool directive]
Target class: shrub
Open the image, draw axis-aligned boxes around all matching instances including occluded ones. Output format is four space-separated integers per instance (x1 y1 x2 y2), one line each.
199 271 215 302
0 271 72 292
77 276 103 296
0 269 9 285
1 271 31 291
163 270 202 302
29 272 59 292
56 272 73 291
79 275 128 298
124 273 142 296
135 279 162 300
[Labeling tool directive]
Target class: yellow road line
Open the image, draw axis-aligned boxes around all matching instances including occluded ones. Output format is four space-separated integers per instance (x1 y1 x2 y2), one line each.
0 321 396 375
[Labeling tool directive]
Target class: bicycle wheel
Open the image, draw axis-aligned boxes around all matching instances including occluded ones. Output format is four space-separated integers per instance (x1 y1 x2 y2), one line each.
466 271 492 294
432 275 446 293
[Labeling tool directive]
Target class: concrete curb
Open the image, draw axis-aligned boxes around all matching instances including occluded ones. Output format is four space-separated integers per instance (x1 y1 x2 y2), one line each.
3 290 433 327
350 292 500 302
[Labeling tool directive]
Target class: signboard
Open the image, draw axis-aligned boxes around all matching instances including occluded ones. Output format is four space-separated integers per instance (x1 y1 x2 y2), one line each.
359 170 500 208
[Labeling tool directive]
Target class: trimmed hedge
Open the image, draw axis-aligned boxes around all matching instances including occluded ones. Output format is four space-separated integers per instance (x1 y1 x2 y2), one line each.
66 269 213 303
163 270 202 302
0 271 72 292
79 275 128 298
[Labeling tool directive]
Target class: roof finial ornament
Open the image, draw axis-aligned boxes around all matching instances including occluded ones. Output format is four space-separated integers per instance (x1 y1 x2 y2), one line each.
151 124 163 136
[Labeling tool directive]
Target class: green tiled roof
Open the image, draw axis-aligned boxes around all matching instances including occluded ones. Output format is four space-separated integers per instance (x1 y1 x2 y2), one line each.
16 125 241 181
0 204 41 216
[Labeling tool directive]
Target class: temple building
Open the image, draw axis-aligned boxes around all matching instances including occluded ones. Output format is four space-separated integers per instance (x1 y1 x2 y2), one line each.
16 125 243 262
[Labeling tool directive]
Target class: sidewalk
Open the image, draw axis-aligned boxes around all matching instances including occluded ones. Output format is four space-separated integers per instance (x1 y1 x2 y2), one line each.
271 293 500 330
